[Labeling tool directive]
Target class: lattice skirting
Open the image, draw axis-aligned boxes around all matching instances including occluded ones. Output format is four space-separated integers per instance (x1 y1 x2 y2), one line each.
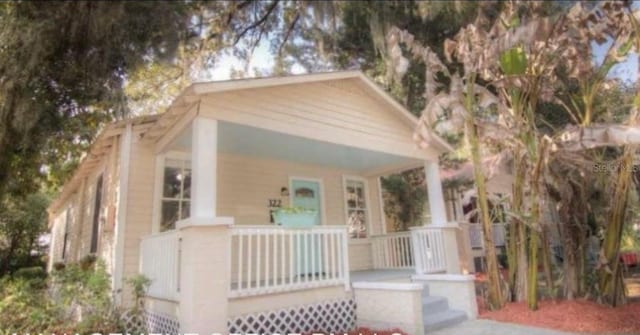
145 311 180 334
121 309 180 335
228 298 356 334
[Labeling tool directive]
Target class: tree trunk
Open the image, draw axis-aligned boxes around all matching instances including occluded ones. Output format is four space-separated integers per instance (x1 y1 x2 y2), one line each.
527 228 539 309
562 222 579 300
465 78 504 309
0 235 20 276
597 145 633 306
511 153 529 302
540 225 555 298
526 135 547 310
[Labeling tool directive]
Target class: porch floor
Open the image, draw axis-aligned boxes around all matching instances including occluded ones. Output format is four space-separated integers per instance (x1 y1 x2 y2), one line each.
349 269 414 283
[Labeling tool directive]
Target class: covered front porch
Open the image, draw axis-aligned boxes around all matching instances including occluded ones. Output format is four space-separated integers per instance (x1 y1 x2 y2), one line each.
138 114 463 331
140 113 460 281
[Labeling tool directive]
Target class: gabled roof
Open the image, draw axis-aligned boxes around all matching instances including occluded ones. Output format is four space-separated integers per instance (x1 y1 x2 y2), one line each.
141 70 453 152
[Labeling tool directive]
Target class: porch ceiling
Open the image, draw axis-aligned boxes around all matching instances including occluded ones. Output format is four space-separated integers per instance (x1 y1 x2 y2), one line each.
171 121 421 174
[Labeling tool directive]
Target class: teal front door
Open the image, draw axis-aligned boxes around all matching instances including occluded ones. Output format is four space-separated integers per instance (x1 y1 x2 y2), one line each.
290 179 322 225
289 178 322 276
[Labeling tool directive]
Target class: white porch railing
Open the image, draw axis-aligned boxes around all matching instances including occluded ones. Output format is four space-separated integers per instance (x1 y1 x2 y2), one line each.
410 226 447 274
371 232 414 269
229 225 350 298
140 230 180 301
468 223 507 249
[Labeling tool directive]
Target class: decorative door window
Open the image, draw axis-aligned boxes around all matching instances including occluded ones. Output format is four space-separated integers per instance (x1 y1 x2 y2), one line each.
344 178 368 238
160 158 191 231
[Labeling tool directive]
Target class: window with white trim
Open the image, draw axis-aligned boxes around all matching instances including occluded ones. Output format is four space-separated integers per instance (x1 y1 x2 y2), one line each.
344 178 368 238
160 158 191 232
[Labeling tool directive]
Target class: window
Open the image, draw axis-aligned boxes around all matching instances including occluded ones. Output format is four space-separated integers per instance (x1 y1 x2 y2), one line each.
160 158 191 231
344 177 368 238
90 174 103 253
62 208 71 260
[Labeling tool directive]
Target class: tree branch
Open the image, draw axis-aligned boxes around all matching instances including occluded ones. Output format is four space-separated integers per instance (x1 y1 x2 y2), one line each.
233 0 279 46
278 13 300 56
226 0 255 26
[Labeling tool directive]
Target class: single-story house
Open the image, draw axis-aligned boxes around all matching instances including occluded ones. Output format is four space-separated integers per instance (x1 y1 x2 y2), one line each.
47 71 478 335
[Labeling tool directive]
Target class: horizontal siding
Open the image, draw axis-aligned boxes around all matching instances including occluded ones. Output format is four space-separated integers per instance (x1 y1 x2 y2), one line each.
199 78 438 160
121 129 156 304
48 211 65 268
219 153 381 271
219 153 351 226
48 141 120 270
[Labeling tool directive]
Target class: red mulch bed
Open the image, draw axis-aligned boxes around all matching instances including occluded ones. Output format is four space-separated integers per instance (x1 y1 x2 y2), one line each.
479 299 640 334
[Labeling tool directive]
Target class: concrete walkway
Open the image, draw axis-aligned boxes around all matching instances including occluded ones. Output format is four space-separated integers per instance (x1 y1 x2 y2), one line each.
429 319 579 335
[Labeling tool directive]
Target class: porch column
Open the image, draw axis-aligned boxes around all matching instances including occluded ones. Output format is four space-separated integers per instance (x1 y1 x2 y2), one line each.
191 116 217 220
179 223 231 334
424 160 461 274
424 161 447 226
177 116 234 333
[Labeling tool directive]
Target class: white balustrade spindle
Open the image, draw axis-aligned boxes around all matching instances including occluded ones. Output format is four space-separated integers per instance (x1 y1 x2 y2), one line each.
229 226 350 298
410 227 447 274
140 231 180 301
371 232 414 269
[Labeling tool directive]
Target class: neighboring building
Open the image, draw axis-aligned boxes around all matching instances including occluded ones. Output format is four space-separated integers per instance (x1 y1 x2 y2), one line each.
47 71 477 335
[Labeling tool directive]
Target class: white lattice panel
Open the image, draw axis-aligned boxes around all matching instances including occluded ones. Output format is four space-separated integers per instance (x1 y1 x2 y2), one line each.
122 309 180 335
228 298 356 334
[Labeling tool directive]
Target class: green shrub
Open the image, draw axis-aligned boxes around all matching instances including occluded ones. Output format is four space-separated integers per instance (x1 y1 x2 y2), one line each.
52 262 66 271
123 274 152 334
127 274 151 309
0 259 128 334
78 254 97 270
13 266 47 281
0 276 62 334
50 260 122 333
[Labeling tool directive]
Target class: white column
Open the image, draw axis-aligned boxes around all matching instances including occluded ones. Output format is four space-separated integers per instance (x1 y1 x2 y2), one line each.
190 117 217 220
425 161 447 226
424 160 462 273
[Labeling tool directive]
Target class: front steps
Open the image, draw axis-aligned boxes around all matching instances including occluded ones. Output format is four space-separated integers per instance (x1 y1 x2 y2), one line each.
421 286 468 332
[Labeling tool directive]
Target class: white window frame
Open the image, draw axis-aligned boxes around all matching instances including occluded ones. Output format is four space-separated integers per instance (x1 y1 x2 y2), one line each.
152 151 192 233
288 176 327 226
342 175 372 239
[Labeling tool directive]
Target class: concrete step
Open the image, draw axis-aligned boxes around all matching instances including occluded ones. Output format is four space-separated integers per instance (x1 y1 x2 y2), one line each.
423 309 468 332
422 296 449 314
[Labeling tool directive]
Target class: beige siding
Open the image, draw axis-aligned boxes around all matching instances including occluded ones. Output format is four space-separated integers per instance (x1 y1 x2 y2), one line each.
48 210 66 269
98 141 120 276
121 129 156 304
218 153 356 225
218 153 382 271
199 78 437 160
47 141 121 269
